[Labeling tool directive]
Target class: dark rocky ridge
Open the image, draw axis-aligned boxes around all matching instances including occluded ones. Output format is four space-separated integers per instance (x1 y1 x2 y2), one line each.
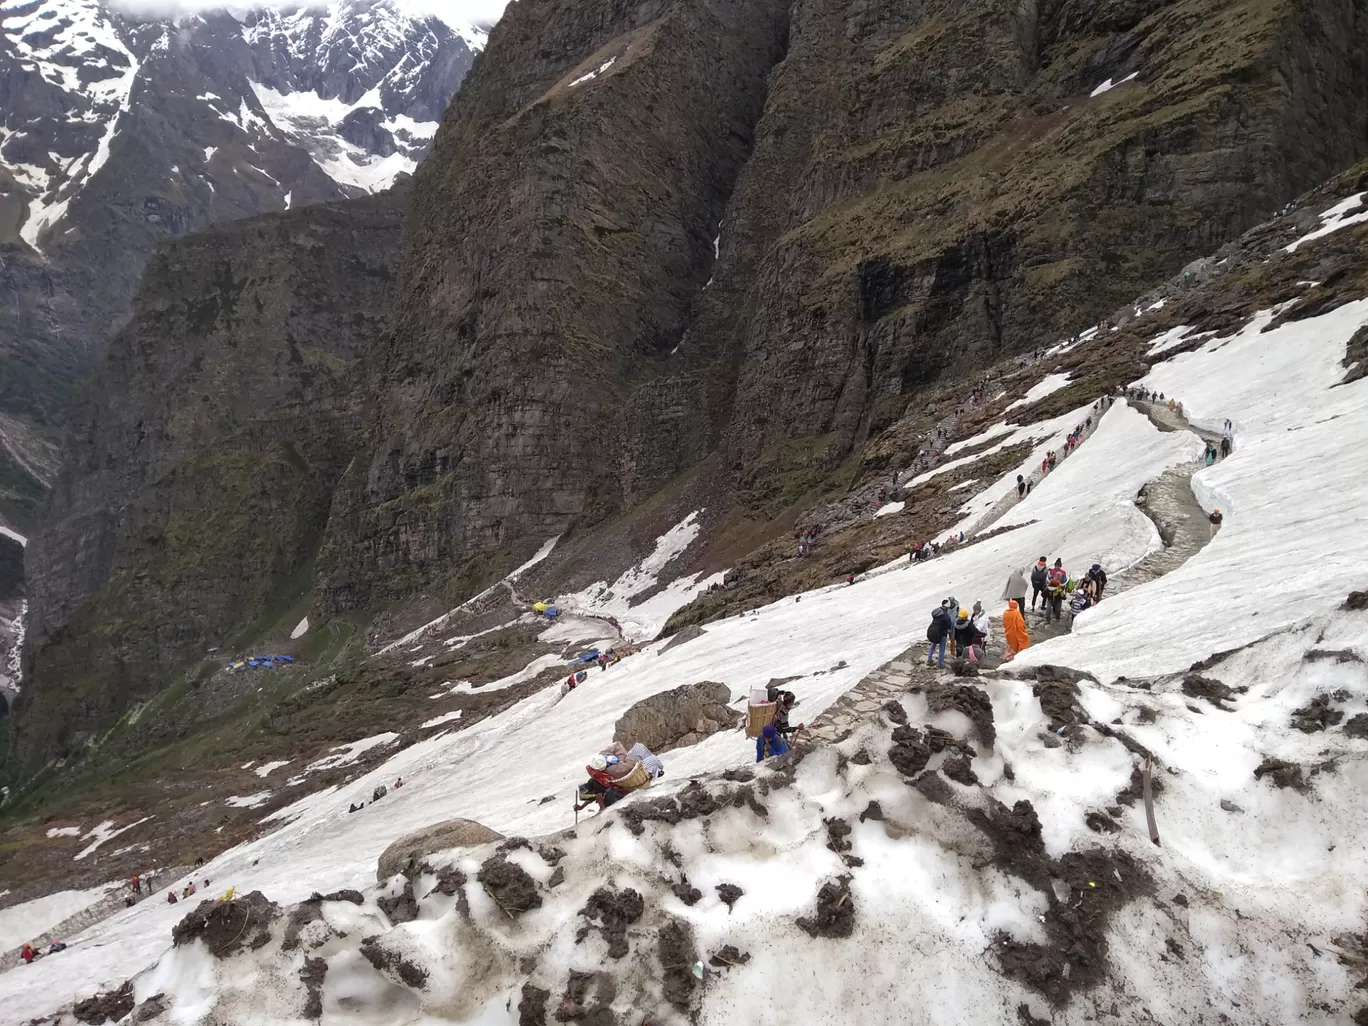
12 192 403 767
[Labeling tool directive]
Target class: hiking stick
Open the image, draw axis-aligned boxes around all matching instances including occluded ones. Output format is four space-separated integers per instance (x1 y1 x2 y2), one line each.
1142 757 1160 847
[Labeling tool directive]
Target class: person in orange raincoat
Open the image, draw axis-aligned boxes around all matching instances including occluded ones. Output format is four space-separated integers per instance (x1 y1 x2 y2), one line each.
1003 599 1030 661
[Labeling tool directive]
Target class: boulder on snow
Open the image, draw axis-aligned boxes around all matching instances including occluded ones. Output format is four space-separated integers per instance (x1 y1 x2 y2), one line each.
613 681 740 753
376 818 505 882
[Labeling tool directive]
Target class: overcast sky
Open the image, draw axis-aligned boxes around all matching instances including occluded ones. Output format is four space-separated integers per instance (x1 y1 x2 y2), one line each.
108 0 511 32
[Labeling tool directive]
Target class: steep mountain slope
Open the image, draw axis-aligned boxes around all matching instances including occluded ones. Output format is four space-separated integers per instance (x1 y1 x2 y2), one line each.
12 190 405 768
318 0 1368 611
0 0 478 430
2 229 1367 1022
315 0 791 611
10 0 1368 777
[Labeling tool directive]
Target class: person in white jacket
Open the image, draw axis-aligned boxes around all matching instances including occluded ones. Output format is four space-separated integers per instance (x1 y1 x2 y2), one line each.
970 600 991 660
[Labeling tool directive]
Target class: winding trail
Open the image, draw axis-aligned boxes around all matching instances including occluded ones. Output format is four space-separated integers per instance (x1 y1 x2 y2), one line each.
809 397 1230 741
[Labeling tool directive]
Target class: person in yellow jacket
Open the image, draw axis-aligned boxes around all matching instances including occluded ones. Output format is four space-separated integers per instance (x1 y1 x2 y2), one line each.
1003 599 1030 661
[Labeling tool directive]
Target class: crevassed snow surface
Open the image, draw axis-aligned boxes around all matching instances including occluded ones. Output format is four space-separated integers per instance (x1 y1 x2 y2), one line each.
5 301 1368 1024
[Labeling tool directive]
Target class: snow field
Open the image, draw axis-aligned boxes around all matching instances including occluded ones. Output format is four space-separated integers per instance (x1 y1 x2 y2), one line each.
0 886 112 952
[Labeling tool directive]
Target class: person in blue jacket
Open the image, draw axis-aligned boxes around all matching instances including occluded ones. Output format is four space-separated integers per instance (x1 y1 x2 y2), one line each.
756 723 789 762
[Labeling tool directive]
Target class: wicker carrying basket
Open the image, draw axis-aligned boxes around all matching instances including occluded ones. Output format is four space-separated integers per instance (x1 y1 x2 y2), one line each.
745 701 777 738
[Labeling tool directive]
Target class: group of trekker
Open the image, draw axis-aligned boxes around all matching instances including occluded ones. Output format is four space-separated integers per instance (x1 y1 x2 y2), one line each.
927 556 1109 668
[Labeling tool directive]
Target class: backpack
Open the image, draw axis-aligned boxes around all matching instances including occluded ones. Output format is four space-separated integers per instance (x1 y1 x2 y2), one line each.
1031 565 1047 587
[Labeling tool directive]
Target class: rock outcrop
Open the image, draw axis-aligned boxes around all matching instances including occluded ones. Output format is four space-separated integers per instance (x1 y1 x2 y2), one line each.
613 681 739 753
376 819 505 883
13 192 404 767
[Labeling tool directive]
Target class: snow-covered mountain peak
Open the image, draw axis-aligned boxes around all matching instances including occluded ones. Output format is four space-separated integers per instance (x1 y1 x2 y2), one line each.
0 0 479 252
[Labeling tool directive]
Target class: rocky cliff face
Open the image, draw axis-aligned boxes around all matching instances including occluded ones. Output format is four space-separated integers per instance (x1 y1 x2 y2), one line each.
703 0 1368 505
12 191 404 767
320 0 1368 598
315 0 792 611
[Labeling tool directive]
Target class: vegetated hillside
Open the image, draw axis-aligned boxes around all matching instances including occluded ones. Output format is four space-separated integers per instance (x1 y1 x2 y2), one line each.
11 191 405 771
9 0 1368 777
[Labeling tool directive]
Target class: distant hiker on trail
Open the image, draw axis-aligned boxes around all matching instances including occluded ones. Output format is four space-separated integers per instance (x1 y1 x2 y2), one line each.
1045 559 1068 623
394 777 403 789
1208 508 1223 539
372 784 388 802
1220 435 1232 458
1016 474 1026 499
1224 418 1232 431
756 724 790 762
1002 566 1029 609
167 891 179 903
1002 600 1030 661
132 874 141 895
926 602 954 669
1204 443 1216 467
1085 564 1108 601
1030 558 1048 611
47 942 67 954
21 943 35 964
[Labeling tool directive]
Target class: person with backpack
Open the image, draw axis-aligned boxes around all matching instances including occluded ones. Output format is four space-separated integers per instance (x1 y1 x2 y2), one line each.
952 608 976 663
756 724 790 762
926 602 954 668
1085 563 1107 601
1029 558 1048 612
1016 474 1026 499
1002 566 1028 610
1045 559 1068 623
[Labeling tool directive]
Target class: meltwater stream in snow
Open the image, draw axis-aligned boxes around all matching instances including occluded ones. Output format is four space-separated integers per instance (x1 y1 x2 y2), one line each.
2 300 1367 1024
